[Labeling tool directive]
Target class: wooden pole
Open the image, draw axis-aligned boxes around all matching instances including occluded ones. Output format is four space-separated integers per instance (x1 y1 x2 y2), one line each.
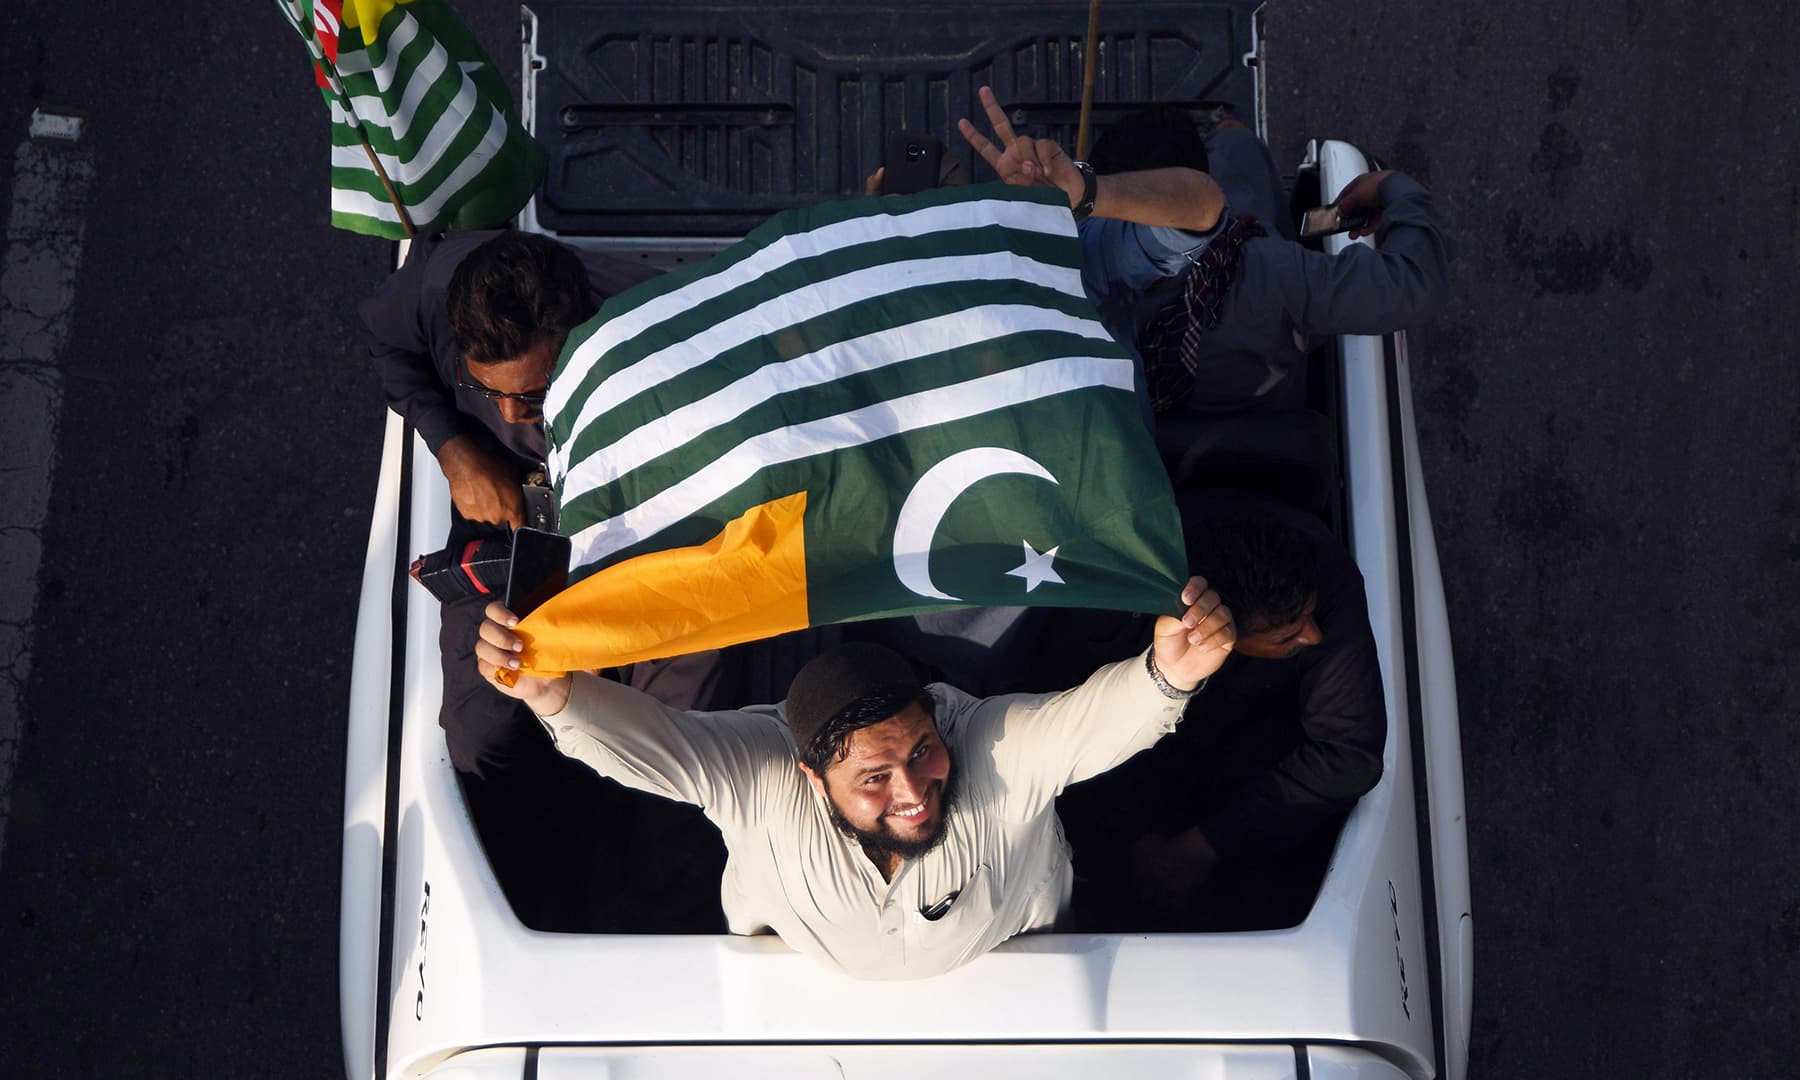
1075 0 1102 159
288 2 417 238
326 62 415 238
359 139 416 238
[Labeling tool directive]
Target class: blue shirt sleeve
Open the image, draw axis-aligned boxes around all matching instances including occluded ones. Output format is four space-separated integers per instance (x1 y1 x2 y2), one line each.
1257 173 1456 339
1078 215 1226 308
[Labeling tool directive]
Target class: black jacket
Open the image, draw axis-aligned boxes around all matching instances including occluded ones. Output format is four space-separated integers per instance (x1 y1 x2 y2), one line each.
358 229 659 465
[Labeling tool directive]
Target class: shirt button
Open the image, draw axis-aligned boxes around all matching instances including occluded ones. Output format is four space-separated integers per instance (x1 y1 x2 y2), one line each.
886 927 898 936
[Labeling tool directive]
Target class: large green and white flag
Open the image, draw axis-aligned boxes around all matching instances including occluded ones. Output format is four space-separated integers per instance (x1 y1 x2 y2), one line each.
512 183 1187 674
277 0 545 238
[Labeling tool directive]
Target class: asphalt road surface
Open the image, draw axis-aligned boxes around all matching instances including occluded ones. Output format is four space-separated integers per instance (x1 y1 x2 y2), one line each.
0 2 1794 1077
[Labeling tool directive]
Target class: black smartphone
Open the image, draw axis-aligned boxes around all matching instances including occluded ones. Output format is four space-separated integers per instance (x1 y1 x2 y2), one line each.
504 527 571 618
882 132 944 195
1299 203 1371 238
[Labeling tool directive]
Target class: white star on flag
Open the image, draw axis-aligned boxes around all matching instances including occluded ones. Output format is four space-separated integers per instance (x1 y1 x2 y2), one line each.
1005 541 1064 593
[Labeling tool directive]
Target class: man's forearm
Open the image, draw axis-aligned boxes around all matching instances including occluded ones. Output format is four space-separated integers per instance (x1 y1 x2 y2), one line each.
536 671 773 819
1091 168 1225 234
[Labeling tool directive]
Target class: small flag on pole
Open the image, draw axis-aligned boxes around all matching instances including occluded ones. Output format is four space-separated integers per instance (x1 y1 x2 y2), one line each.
277 0 546 239
513 183 1186 675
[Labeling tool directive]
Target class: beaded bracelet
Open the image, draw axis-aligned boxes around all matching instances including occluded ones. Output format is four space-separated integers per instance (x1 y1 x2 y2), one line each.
1145 649 1205 700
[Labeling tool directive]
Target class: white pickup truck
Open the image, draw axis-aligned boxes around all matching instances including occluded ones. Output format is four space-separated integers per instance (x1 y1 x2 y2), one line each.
340 3 1472 1077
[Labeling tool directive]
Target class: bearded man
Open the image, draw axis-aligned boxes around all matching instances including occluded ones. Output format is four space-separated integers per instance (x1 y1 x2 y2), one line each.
474 577 1234 979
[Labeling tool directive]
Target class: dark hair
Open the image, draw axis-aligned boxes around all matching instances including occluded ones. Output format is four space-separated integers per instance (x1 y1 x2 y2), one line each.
1186 508 1317 629
447 233 596 367
1088 106 1211 175
799 687 931 776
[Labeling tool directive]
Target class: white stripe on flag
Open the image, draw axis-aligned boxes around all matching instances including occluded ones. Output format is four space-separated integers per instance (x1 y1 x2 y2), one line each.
564 354 1136 571
555 303 1113 500
329 106 508 223
330 67 492 184
549 251 1087 477
544 196 1075 425
367 13 429 95
327 37 453 144
329 183 405 226
328 10 426 84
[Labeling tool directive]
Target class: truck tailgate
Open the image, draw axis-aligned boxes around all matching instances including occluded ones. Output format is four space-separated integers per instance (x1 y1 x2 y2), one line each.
525 0 1258 236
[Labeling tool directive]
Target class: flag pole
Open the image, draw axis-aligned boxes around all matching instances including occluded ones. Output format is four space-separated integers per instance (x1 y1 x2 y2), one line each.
1075 0 1102 159
286 0 415 237
358 140 416 238
319 60 416 238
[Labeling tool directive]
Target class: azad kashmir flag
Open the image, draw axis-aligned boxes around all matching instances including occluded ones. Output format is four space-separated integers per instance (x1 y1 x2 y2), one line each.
277 0 545 238
511 183 1187 676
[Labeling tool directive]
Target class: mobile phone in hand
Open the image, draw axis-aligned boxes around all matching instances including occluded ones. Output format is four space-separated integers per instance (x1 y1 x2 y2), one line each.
1299 203 1372 238
504 527 571 619
881 133 944 195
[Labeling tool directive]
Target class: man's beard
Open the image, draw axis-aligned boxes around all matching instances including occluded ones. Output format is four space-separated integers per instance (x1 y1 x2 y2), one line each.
826 765 961 861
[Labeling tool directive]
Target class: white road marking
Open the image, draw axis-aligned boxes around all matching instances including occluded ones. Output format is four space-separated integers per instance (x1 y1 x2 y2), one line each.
0 134 93 872
28 109 84 142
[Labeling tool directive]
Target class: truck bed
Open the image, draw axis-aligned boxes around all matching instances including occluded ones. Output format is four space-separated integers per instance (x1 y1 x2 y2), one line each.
524 0 1260 236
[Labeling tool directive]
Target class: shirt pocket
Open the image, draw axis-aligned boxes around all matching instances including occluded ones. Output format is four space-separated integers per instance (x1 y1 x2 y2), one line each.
912 864 999 963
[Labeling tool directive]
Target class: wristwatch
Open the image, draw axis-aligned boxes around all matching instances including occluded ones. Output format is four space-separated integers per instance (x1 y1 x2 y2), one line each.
1071 160 1098 222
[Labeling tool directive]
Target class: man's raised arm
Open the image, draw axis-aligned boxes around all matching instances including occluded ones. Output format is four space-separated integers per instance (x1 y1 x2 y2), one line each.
474 603 778 822
956 85 1224 234
982 577 1236 815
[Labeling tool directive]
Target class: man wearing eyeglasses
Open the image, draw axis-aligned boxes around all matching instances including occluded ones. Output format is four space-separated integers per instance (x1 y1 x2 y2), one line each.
362 232 716 929
362 230 656 530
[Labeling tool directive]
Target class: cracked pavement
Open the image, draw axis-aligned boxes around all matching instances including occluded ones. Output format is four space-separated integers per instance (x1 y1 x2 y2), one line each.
0 138 90 872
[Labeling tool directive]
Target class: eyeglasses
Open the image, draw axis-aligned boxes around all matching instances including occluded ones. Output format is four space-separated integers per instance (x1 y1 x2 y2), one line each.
457 378 548 406
458 359 548 406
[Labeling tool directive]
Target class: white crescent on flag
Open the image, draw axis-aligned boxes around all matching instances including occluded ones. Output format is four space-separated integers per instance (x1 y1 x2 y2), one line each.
891 446 1060 602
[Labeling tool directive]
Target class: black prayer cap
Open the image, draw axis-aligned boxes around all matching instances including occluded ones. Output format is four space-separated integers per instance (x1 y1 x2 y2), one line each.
784 642 925 757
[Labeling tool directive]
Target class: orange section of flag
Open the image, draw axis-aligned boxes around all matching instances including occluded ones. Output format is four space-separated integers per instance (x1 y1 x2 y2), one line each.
512 491 811 676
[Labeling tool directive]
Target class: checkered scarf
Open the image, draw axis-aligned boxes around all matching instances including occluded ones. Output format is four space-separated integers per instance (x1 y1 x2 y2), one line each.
1138 214 1267 412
